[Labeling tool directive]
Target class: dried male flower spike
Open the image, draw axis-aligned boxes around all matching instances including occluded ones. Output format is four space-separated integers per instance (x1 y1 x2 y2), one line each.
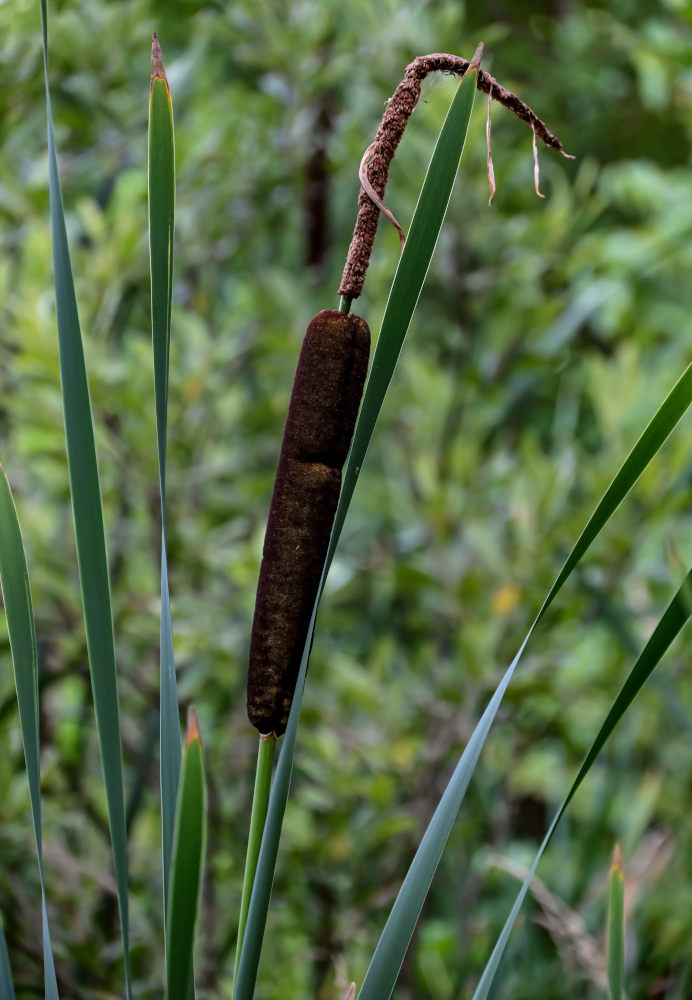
247 310 370 736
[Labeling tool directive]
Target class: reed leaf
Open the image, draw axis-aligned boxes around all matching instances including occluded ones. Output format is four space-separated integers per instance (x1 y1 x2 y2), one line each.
357 361 692 1000
472 567 691 999
148 32 182 916
166 709 207 1000
0 466 59 999
0 912 16 1000
39 2 130 994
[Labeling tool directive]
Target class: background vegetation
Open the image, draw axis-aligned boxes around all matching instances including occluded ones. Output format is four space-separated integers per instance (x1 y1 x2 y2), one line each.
1 0 691 996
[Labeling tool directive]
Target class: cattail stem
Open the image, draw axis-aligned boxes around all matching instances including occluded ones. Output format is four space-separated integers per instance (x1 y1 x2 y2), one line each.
233 734 276 995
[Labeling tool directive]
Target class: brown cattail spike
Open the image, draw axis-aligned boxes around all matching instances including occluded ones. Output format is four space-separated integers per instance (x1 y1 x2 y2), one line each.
248 310 370 736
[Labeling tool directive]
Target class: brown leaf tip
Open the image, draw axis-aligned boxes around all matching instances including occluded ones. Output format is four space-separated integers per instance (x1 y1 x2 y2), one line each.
185 705 201 748
466 41 484 74
611 841 623 873
151 32 167 86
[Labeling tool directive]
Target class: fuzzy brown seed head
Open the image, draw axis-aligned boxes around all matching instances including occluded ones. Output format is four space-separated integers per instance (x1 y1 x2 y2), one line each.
248 310 370 736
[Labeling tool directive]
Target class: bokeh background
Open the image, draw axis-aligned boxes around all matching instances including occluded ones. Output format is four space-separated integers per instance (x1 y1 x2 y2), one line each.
1 0 691 997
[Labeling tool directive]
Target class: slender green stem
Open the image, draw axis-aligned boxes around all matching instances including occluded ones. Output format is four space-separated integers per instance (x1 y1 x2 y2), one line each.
339 295 352 315
233 733 276 994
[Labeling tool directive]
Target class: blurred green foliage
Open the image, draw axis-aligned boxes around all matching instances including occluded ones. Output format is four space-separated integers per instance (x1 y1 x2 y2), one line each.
1 0 691 997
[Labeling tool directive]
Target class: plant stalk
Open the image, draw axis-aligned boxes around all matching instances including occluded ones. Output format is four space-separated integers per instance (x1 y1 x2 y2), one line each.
232 733 276 995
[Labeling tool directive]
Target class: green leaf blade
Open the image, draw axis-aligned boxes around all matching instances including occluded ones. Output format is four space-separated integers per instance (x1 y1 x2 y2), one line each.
607 846 625 1000
538 362 692 620
148 33 182 917
166 710 206 1000
149 51 175 492
357 355 691 1000
0 466 59 999
39 2 130 994
471 569 691 1000
0 911 16 1000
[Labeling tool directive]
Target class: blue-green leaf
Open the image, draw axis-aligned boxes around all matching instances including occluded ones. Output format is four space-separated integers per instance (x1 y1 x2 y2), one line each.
39 2 130 994
0 910 16 1000
358 360 691 1000
472 568 691 999
148 32 182 921
166 710 206 1000
0 468 59 998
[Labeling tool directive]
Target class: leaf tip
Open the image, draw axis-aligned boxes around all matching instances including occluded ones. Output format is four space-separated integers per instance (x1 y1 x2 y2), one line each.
151 32 168 89
185 705 201 749
466 41 484 76
611 842 623 876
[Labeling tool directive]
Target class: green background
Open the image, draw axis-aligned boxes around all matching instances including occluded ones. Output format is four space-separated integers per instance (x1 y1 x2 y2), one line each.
1 0 691 996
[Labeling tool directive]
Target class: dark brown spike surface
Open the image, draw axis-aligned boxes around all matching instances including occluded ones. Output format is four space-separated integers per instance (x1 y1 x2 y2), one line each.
248 310 371 735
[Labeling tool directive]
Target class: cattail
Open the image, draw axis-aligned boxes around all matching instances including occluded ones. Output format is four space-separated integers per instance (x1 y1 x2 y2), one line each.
247 50 569 737
248 309 370 735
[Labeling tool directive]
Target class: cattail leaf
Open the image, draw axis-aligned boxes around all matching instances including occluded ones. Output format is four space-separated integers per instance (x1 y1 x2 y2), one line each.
0 911 16 1000
149 34 174 495
358 362 692 1000
166 709 206 1000
0 466 59 999
233 59 479 1000
39 2 131 994
607 845 625 1000
148 31 182 918
472 568 690 1000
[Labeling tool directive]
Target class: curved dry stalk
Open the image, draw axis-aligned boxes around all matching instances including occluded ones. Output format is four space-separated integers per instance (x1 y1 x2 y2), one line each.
486 85 496 206
339 43 571 301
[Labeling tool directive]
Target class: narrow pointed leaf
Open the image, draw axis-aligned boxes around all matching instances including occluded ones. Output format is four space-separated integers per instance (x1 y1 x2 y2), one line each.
166 710 206 1000
472 568 691 999
148 32 182 916
234 62 479 1000
39 2 130 994
0 912 16 1000
357 363 692 1000
0 467 59 999
149 34 174 496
